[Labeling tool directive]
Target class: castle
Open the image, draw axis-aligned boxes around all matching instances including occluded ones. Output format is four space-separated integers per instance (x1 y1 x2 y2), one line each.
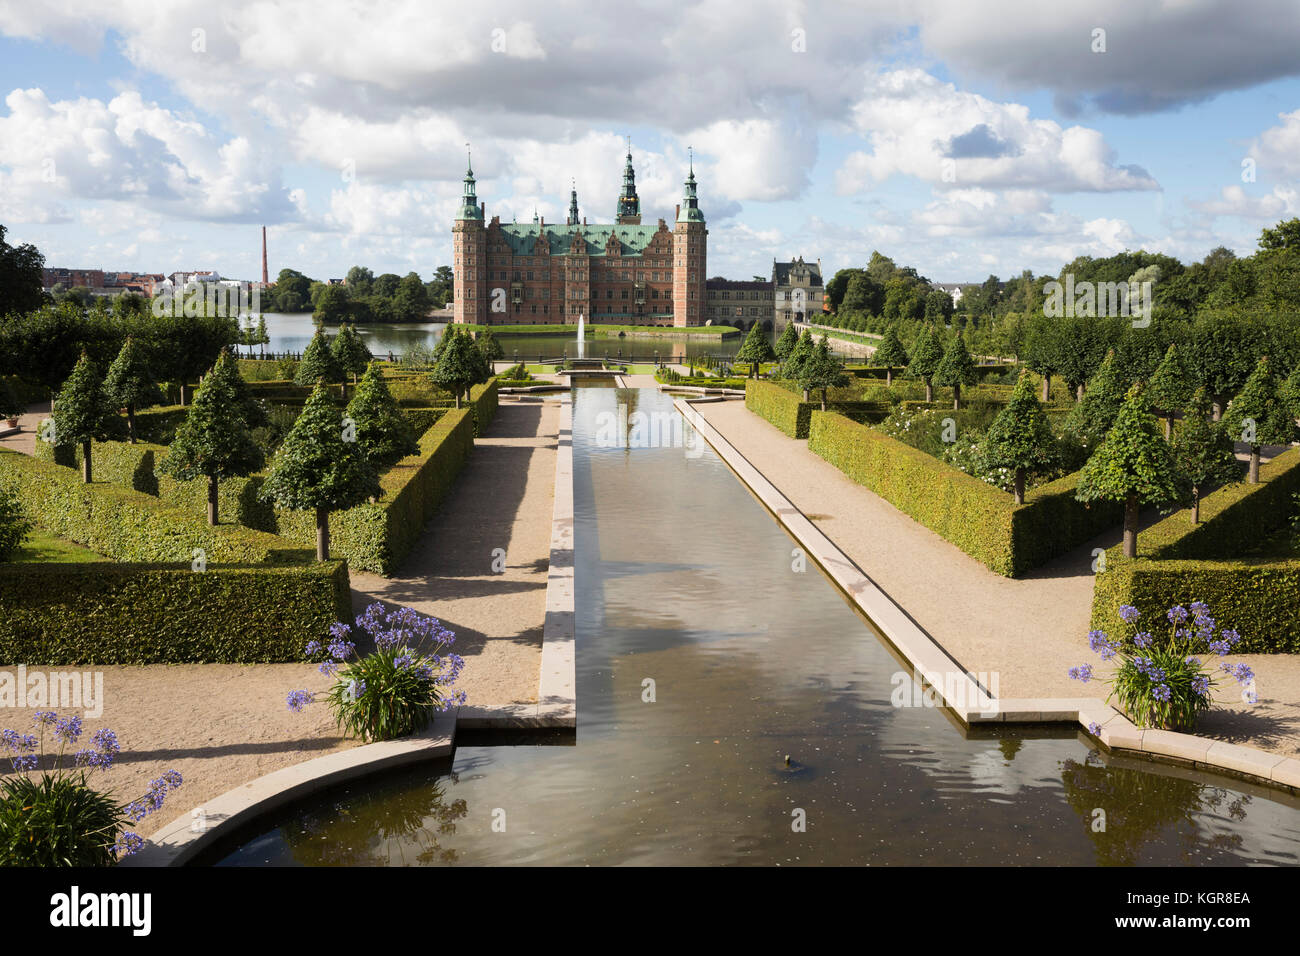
452 149 707 327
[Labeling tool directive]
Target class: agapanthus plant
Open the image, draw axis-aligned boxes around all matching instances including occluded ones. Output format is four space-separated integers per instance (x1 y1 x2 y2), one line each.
0 713 182 866
287 603 467 743
1069 602 1256 732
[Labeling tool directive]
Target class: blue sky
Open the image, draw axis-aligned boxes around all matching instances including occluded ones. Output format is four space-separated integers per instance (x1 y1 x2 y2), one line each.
2 1 1298 285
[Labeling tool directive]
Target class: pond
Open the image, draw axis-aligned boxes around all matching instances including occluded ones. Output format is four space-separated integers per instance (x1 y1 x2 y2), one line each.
197 388 1300 866
243 313 832 365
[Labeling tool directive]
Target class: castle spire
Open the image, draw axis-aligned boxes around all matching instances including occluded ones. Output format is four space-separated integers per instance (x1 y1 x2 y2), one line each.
457 143 483 221
616 137 641 224
677 147 704 223
567 179 580 226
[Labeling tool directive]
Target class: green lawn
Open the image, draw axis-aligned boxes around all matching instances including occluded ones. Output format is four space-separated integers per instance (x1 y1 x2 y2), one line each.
9 529 110 564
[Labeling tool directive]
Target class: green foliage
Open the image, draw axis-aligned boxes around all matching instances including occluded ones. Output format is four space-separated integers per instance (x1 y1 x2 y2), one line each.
325 649 442 742
469 377 498 436
735 322 776 373
0 772 121 867
1170 388 1241 504
346 362 418 468
984 371 1056 475
294 330 343 386
0 560 351 664
475 328 504 361
1063 349 1126 449
330 324 373 381
52 352 117 452
429 328 489 404
808 410 1122 576
0 377 24 419
1076 384 1182 508
1146 343 1193 416
0 223 45 319
1221 356 1297 448
795 338 849 402
773 322 799 362
101 336 162 435
782 329 815 382
0 484 31 560
161 351 263 487
933 332 977 391
745 379 882 439
261 384 380 512
871 325 908 370
907 324 944 385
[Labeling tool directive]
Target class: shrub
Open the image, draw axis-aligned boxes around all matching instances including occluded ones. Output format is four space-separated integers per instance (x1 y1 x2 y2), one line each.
1070 602 1257 731
0 484 31 561
287 603 467 742
345 362 418 468
0 717 182 865
468 377 498 436
0 560 350 664
745 379 880 438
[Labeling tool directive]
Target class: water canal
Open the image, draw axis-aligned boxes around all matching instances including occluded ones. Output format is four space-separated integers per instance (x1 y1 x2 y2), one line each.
201 388 1300 866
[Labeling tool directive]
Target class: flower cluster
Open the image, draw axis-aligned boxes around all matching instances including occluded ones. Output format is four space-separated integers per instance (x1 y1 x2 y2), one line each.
124 770 184 823
1069 601 1257 731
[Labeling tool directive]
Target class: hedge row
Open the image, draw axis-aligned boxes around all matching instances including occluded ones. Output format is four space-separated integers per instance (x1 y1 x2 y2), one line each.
1132 447 1300 561
806 411 1123 576
469 378 499 436
0 449 311 565
34 436 162 494
0 561 351 664
1091 552 1300 654
744 380 883 438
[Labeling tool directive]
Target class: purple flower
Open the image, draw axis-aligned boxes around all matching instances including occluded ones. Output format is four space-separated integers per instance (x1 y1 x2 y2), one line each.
1167 605 1189 623
1133 631 1153 649
74 728 120 771
1192 675 1211 697
304 640 321 656
1152 684 1172 702
1087 630 1109 652
53 715 83 745
32 711 57 727
1068 664 1094 682
1118 605 1140 623
113 832 145 857
1223 662 1254 685
1087 721 1103 735
1221 628 1241 647
1208 639 1230 656
286 689 314 712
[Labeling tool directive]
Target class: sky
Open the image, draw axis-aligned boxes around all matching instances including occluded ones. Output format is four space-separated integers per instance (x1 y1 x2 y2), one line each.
0 0 1298 285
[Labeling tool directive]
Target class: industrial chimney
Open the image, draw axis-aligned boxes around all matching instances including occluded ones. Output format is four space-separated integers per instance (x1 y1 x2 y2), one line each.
261 226 269 286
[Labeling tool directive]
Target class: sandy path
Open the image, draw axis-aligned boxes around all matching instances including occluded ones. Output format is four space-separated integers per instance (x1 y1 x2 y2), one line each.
691 399 1300 758
350 398 557 707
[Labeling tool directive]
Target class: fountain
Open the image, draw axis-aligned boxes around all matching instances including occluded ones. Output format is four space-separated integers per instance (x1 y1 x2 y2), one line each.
576 312 586 359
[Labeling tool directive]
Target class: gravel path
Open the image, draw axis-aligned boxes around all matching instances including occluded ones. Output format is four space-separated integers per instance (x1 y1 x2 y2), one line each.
691 399 1300 758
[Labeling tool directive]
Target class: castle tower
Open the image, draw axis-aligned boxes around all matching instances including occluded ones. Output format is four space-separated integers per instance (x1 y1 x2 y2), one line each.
452 151 487 324
567 181 580 226
615 139 641 225
672 151 706 327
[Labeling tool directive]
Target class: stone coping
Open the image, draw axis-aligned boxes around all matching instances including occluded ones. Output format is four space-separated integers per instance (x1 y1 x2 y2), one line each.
121 710 457 867
676 397 1300 798
499 384 571 394
657 385 746 396
460 392 576 729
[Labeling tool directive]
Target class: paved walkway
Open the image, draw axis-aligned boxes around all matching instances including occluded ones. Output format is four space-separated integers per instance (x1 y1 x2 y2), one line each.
691 399 1300 758
351 398 559 707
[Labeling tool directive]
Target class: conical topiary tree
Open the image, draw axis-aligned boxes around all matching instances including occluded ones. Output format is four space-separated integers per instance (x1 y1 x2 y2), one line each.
783 329 816 398
53 352 116 483
735 323 777 378
984 370 1055 504
870 325 909 387
331 324 373 386
1146 343 1193 439
1075 383 1182 558
102 336 161 444
161 350 264 525
796 337 849 411
1171 388 1241 523
475 328 504 363
346 361 418 469
934 332 977 410
1063 349 1125 451
260 383 380 560
773 322 799 365
908 324 944 403
1222 356 1298 483
430 328 488 408
295 329 343 386
1280 363 1300 422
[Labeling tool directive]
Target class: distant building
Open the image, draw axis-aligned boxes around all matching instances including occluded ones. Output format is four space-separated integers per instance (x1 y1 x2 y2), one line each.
705 279 773 330
934 282 964 305
42 268 105 290
452 149 707 327
772 257 823 332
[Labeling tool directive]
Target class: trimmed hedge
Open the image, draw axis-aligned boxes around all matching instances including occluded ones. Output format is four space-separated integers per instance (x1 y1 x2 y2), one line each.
0 560 350 664
1092 553 1300 654
34 437 163 494
744 379 884 438
1131 447 1300 561
806 411 1123 576
469 378 499 436
0 449 311 565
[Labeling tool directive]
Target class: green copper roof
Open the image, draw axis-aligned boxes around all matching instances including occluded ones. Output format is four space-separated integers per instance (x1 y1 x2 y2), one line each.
495 222 666 257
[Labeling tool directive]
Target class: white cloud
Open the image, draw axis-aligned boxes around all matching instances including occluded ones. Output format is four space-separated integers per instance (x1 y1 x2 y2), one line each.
835 70 1158 194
